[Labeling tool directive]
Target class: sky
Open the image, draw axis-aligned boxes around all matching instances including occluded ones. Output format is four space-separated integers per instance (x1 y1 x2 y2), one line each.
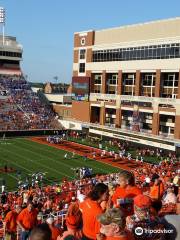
0 0 180 83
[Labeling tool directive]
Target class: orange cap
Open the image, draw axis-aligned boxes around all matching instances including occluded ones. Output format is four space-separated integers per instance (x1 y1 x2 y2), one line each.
134 194 151 208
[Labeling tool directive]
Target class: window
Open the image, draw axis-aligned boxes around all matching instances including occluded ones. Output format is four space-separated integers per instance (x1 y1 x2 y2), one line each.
79 63 85 73
161 73 178 98
79 49 86 59
94 74 102 84
141 73 155 97
92 43 180 62
122 73 135 95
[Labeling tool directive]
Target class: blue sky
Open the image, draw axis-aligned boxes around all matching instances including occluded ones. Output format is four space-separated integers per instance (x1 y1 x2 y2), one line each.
0 0 180 83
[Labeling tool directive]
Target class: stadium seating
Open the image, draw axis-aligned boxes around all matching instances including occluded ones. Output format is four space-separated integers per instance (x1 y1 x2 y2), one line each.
0 74 59 130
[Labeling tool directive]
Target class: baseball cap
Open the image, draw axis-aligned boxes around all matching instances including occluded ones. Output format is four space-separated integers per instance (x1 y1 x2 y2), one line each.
134 194 151 208
97 208 125 228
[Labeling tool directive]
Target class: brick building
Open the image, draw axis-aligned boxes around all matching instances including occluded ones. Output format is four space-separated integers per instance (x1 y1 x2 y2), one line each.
62 18 180 151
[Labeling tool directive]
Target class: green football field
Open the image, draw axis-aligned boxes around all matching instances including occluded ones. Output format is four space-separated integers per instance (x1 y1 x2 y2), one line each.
0 138 120 191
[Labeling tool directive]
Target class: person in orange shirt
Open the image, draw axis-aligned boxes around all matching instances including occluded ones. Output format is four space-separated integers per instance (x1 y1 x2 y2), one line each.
79 183 109 240
149 178 164 200
58 215 83 240
17 201 38 240
97 208 134 240
112 171 142 216
57 202 83 240
46 217 62 240
4 205 22 240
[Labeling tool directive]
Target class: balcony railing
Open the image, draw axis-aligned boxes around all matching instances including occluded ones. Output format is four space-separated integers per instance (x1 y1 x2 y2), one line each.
90 93 180 106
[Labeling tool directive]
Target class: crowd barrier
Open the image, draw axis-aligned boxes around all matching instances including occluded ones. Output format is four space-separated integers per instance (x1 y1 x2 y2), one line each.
0 129 66 138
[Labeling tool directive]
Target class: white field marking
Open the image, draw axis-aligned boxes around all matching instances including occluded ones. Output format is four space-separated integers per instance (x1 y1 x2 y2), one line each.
22 139 116 173
15 139 81 171
0 148 54 183
7 142 74 179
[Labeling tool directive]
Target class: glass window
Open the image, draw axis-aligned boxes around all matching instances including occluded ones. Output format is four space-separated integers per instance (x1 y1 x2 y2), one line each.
94 74 102 84
92 43 180 62
79 49 86 59
79 63 85 73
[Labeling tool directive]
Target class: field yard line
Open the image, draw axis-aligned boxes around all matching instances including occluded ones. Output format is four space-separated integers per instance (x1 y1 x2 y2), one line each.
14 139 79 172
7 173 19 180
8 142 74 179
20 139 111 173
0 148 54 183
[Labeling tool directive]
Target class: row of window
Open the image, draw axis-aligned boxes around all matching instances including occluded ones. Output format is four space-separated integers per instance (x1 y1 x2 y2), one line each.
93 73 179 87
93 73 178 97
0 51 22 58
92 43 180 62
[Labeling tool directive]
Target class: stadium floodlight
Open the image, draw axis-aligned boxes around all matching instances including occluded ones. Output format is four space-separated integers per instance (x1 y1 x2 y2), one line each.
0 7 5 23
0 7 5 45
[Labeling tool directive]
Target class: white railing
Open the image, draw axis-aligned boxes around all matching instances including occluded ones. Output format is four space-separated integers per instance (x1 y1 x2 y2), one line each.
61 117 180 144
90 93 180 106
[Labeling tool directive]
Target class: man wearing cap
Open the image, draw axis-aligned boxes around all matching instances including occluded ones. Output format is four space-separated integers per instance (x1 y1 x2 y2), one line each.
4 205 22 240
126 194 165 239
97 208 133 240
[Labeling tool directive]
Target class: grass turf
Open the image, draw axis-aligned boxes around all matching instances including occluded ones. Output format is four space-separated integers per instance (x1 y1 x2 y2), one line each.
0 138 120 191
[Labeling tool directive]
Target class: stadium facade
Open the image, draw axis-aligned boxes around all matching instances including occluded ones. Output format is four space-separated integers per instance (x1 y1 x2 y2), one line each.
58 18 180 151
0 35 22 75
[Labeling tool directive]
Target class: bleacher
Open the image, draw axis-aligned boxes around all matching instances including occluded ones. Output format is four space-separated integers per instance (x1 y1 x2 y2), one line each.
0 74 60 130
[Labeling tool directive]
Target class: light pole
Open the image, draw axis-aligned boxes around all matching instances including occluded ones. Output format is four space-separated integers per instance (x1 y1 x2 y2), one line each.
0 7 5 45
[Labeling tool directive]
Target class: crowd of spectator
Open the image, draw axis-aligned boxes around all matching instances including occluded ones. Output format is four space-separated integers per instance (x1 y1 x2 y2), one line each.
0 74 58 130
0 156 179 240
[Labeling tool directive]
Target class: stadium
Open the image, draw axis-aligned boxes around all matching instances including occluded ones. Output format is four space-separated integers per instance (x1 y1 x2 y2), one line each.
0 6 179 240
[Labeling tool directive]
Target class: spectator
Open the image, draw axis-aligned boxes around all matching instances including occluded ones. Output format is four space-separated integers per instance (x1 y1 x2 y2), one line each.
79 183 109 240
112 171 142 215
163 187 177 205
97 208 133 240
58 215 83 240
126 194 165 240
46 217 62 240
17 201 38 240
29 223 51 240
4 205 22 240
150 178 164 200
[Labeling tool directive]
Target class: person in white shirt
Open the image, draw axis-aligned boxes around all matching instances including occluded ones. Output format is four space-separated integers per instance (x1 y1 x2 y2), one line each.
163 187 177 205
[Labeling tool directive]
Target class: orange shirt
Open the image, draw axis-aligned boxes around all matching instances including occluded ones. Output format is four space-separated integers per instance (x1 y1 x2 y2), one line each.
112 186 142 206
4 210 18 233
79 198 103 240
149 182 164 200
17 208 38 230
49 225 62 240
